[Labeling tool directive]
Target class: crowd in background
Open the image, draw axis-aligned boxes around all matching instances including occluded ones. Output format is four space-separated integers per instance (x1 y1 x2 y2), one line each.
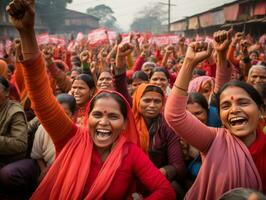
0 0 266 199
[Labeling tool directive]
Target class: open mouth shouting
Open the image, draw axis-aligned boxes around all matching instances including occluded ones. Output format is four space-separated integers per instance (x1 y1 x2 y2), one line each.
229 116 248 127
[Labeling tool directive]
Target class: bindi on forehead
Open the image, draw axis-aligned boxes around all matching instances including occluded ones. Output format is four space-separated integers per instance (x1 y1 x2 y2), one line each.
230 96 234 100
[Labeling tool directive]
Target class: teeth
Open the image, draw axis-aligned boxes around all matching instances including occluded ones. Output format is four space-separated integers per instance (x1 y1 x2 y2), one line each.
96 129 110 133
230 117 246 123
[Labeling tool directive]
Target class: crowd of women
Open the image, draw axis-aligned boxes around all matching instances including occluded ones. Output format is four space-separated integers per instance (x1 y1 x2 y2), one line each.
0 0 266 199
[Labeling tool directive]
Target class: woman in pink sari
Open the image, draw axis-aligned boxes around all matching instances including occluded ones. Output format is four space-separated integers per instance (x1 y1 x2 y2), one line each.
164 30 265 199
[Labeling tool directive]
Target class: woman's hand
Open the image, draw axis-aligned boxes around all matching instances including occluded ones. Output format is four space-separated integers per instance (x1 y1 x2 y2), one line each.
6 0 39 60
185 41 213 66
6 0 35 33
79 50 91 64
14 38 23 61
213 29 233 53
115 43 134 74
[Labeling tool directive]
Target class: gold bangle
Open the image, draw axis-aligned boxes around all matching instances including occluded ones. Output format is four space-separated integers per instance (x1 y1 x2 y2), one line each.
174 84 188 92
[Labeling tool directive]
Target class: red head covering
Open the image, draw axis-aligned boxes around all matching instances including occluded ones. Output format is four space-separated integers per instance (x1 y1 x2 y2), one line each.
31 90 140 200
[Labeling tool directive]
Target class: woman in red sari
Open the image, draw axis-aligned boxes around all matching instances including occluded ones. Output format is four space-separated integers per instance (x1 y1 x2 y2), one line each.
6 1 175 199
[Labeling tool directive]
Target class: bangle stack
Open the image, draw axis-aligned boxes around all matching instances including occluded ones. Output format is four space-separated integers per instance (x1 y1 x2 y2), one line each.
174 84 188 92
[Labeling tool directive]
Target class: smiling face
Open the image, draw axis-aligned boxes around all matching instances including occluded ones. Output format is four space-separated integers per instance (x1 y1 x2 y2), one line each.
72 79 92 106
247 68 266 90
219 86 261 144
88 97 126 150
139 91 163 119
97 71 114 90
150 72 168 92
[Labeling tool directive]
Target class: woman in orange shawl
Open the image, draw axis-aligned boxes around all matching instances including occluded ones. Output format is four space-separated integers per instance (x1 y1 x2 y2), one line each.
132 83 186 197
6 1 176 199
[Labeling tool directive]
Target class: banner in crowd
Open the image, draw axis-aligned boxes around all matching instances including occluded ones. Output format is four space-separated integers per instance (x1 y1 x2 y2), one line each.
37 33 50 45
87 28 108 46
150 34 180 46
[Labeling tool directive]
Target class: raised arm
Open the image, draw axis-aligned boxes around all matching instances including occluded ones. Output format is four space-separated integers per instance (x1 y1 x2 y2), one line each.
164 41 216 153
43 47 72 93
6 0 74 146
114 43 134 105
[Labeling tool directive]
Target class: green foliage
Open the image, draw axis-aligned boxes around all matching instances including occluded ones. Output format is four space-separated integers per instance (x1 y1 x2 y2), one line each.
130 3 167 33
86 4 117 30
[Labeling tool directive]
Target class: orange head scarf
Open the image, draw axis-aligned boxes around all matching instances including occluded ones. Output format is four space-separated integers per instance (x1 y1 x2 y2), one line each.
0 59 8 79
31 90 140 200
132 83 164 152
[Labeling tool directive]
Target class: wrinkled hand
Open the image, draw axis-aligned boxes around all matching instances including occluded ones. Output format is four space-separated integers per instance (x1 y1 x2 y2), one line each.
185 41 213 66
79 50 91 63
117 43 134 57
6 0 35 32
213 29 233 52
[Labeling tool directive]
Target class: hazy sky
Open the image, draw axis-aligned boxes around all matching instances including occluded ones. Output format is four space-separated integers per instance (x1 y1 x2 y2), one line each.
67 0 236 31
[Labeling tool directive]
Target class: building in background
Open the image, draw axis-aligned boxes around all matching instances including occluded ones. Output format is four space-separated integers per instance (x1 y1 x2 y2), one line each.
170 0 266 39
0 4 99 40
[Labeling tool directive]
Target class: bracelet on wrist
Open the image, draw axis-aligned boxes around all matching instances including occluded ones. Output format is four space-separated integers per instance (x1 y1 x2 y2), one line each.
174 84 188 92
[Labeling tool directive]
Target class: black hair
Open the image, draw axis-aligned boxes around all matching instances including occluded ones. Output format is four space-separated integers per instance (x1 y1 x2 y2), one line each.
74 74 96 90
132 71 149 81
97 69 113 80
143 85 164 97
150 67 170 80
56 93 76 114
0 75 10 92
55 62 65 71
219 187 266 200
216 80 264 113
188 92 209 113
249 50 259 57
8 64 15 74
193 69 206 76
89 92 127 119
71 67 82 75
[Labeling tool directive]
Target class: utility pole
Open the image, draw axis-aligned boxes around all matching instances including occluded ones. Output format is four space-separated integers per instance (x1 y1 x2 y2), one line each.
159 1 176 33
168 0 171 33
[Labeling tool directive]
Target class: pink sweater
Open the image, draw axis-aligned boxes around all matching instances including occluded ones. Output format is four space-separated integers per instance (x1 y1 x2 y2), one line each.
164 89 262 200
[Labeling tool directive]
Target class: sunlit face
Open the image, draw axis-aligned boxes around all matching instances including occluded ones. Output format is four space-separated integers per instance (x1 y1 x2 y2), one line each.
97 72 114 90
187 102 208 124
247 68 266 90
150 72 168 92
132 79 147 94
89 97 126 150
219 86 261 144
139 91 163 119
72 80 92 106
